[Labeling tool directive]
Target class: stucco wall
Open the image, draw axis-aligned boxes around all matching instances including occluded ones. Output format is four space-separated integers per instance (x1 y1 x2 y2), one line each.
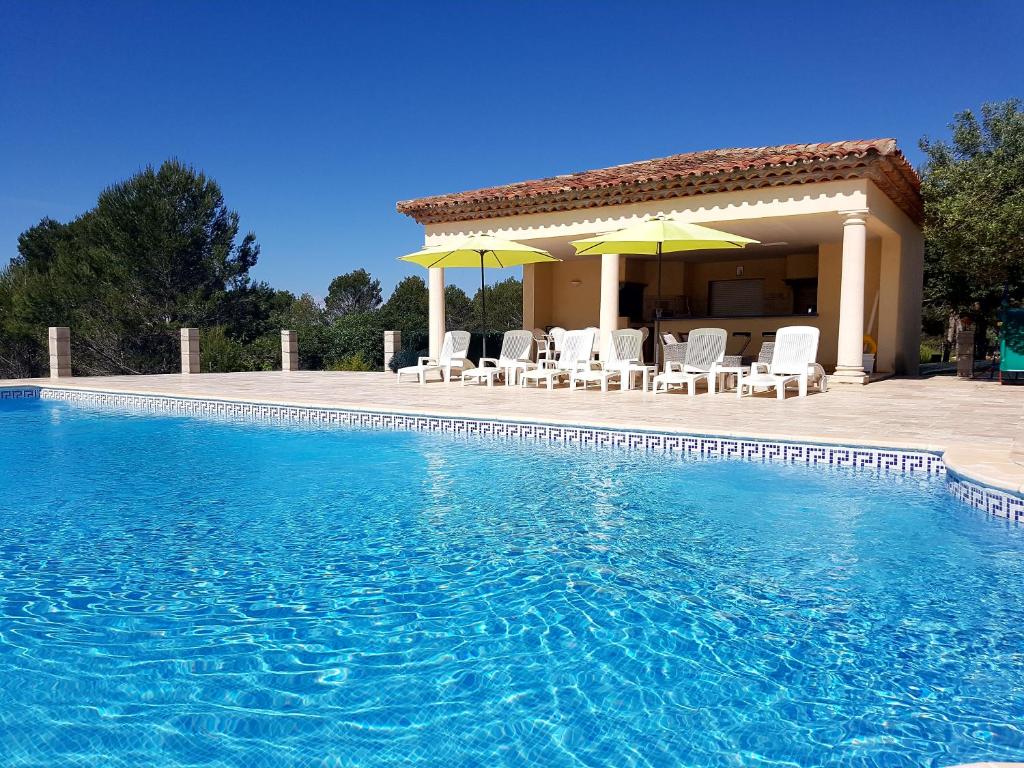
528 260 602 330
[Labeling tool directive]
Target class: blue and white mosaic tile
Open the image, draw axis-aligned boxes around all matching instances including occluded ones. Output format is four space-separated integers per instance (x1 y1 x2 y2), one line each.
946 472 1024 524
0 387 41 400
9 385 1021 524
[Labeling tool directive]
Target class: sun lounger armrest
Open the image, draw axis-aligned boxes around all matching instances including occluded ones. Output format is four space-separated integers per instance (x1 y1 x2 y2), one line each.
417 356 437 367
478 357 500 368
449 357 470 369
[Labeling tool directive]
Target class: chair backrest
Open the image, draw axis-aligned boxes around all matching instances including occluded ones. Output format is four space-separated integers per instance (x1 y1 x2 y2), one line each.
584 326 601 355
757 342 775 365
660 332 678 345
498 330 534 362
606 329 643 367
769 326 819 375
549 327 566 351
683 328 727 372
440 330 471 364
558 329 595 368
531 327 546 341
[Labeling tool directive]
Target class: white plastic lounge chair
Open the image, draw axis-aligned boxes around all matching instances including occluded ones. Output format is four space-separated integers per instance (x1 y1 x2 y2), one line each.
753 341 828 394
396 330 471 384
548 327 566 355
520 329 595 390
584 326 601 358
652 327 726 395
570 329 644 392
463 330 534 387
736 326 821 399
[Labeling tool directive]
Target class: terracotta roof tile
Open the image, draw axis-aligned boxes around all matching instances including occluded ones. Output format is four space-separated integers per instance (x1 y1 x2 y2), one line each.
397 139 922 225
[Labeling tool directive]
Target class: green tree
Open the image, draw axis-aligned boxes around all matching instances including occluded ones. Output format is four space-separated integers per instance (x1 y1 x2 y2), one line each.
324 268 382 320
444 284 473 331
275 293 331 370
472 277 523 332
380 275 428 332
920 99 1024 355
1 160 265 376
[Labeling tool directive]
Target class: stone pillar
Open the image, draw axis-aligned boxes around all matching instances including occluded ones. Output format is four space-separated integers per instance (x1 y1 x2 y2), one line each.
599 253 621 359
1013 415 1024 466
48 326 71 378
833 211 869 384
383 330 401 372
428 266 445 360
956 330 974 378
180 328 200 374
281 330 298 372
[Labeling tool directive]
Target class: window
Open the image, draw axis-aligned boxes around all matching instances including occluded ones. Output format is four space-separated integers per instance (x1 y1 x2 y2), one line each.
708 279 764 317
790 278 818 315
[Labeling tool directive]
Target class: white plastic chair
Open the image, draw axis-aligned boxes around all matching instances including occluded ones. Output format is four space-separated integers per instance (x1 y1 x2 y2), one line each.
584 326 601 358
548 327 566 354
520 329 595 390
570 329 644 392
396 330 471 384
652 328 727 395
463 330 534 387
531 328 553 364
736 326 821 399
753 341 828 394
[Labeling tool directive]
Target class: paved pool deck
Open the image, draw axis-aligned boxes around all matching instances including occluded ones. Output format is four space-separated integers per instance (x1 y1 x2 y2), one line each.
3 371 1022 494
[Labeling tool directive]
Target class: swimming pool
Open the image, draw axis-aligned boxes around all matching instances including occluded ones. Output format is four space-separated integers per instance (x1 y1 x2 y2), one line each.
1 397 1022 767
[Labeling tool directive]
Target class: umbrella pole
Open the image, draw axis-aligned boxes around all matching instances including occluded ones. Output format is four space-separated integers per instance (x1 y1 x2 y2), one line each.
655 243 663 371
480 253 487 360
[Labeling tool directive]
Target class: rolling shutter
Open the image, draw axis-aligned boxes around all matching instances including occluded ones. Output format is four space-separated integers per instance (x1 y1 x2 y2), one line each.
708 279 764 317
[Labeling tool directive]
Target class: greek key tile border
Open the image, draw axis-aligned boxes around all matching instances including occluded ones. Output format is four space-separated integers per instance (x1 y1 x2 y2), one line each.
946 472 1024 524
8 386 1021 523
0 387 41 400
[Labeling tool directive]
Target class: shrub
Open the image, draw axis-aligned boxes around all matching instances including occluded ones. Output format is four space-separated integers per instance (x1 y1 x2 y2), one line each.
388 348 426 373
331 352 373 372
202 326 247 372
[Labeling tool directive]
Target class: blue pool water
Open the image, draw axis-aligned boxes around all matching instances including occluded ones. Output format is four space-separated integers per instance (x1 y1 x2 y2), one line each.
1 398 1022 768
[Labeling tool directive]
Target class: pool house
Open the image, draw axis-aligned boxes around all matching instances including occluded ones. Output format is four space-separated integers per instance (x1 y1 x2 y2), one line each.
397 140 924 384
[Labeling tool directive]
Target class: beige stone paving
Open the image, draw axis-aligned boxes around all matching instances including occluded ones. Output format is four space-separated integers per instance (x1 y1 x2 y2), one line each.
3 372 1022 492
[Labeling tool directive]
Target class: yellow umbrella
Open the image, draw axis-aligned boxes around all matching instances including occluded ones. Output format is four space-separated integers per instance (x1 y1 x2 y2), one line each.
399 235 559 358
571 216 758 367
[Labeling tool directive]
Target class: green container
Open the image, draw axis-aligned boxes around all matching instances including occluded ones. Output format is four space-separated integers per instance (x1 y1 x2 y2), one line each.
1000 307 1024 374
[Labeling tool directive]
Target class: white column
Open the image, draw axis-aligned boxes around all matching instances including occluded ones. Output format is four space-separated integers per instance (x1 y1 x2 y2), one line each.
833 211 869 384
48 326 71 378
599 253 620 359
428 266 445 360
281 330 298 371
180 328 200 374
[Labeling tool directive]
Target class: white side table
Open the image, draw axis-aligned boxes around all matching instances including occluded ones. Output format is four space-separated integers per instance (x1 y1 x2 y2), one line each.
715 365 748 393
631 365 657 392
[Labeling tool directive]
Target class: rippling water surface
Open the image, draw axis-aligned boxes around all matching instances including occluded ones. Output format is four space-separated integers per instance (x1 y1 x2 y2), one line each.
1 398 1023 767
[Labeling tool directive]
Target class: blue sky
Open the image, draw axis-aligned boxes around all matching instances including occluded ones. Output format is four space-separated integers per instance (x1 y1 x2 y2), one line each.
2 0 1022 298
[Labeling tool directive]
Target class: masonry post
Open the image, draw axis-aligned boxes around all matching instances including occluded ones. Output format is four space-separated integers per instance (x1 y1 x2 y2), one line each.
180 328 200 374
383 330 401 372
281 330 298 371
48 326 71 378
